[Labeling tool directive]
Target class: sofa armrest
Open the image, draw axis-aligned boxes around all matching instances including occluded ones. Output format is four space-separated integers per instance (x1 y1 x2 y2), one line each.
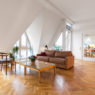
65 56 74 69
37 54 41 56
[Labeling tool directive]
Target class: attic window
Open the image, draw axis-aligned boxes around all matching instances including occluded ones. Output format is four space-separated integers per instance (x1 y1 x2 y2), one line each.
14 33 33 59
53 32 63 50
66 22 71 31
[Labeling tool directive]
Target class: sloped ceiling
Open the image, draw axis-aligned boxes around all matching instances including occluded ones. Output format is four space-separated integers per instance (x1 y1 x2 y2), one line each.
0 0 44 52
38 0 95 27
39 0 95 32
46 0 95 23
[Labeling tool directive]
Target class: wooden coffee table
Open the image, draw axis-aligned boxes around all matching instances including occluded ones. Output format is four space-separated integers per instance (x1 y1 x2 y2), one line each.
15 60 56 82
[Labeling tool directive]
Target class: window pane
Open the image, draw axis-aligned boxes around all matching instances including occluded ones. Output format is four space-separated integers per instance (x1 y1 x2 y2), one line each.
27 49 31 57
21 49 26 58
14 40 19 47
13 33 33 59
66 31 71 51
15 51 19 59
56 33 62 46
54 33 63 50
21 33 26 47
27 41 31 48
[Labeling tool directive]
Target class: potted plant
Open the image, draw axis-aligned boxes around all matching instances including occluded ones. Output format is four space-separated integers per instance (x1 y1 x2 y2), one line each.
8 52 15 61
29 55 36 64
9 46 19 64
12 46 19 54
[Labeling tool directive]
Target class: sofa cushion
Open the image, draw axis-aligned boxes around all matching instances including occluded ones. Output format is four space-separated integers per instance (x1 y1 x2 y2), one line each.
37 56 49 62
45 50 55 57
49 57 65 64
55 51 72 58
40 52 46 56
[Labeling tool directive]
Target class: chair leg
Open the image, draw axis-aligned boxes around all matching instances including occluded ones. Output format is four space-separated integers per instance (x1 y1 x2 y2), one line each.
0 64 2 71
11 62 12 71
6 63 7 75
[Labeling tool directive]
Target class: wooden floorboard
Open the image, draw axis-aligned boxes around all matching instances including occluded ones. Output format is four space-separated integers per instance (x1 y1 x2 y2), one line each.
0 60 95 95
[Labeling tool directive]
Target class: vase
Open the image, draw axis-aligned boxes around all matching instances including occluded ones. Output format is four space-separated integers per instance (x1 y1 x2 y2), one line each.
31 60 35 65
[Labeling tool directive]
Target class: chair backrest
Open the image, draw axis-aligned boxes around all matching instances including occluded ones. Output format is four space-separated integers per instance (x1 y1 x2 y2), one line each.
0 52 8 60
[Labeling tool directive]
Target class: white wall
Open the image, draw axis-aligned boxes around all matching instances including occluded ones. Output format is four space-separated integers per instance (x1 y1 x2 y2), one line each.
26 14 44 55
72 30 83 59
84 35 95 44
39 10 62 49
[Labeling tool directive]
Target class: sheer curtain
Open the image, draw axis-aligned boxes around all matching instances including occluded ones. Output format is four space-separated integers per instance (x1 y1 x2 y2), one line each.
66 30 71 51
65 23 72 51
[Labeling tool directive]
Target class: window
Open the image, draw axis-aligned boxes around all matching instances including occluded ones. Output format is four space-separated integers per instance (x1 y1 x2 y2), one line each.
21 49 27 58
66 22 72 51
66 30 71 51
21 34 26 47
53 33 63 50
53 22 72 51
14 33 33 59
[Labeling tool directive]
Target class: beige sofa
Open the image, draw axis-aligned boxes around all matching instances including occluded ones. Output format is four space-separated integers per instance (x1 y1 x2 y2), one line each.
37 50 74 69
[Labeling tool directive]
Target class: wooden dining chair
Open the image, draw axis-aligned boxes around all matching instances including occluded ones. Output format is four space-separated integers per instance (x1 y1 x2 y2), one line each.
0 52 13 75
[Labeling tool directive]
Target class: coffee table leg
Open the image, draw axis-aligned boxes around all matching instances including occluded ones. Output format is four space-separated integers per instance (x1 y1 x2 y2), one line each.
39 71 41 82
15 62 16 72
1 63 3 71
6 63 7 75
24 67 26 75
54 67 56 76
11 63 12 71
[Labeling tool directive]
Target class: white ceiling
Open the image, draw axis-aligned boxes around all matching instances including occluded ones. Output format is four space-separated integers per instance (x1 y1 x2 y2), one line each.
40 0 95 23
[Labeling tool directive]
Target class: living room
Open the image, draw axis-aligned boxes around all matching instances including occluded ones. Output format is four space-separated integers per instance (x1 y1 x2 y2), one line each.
0 0 95 95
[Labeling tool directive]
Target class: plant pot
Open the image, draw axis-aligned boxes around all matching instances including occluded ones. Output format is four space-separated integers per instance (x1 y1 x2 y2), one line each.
31 60 35 65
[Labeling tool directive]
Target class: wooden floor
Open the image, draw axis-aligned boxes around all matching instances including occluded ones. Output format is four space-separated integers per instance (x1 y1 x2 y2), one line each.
0 60 95 95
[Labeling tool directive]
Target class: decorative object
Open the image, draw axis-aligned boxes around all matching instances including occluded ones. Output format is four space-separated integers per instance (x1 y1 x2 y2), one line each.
8 52 15 61
8 46 19 61
12 46 19 54
40 52 46 56
29 55 36 65
45 45 48 50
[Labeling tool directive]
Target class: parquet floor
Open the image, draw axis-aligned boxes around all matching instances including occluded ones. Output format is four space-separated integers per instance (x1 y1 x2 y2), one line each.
0 60 95 95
